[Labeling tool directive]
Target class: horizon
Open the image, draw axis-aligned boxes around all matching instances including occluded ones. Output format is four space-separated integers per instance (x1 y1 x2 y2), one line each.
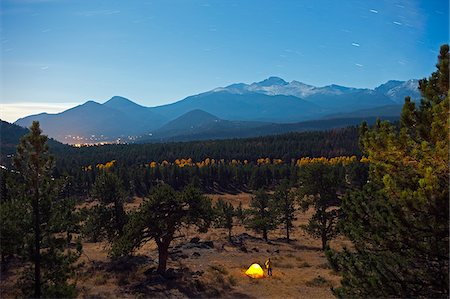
2 75 418 123
1 0 448 122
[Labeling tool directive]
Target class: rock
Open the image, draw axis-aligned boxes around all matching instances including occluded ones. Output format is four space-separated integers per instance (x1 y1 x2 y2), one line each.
204 241 214 248
192 252 201 257
190 237 200 244
274 249 280 253
240 246 248 253
252 247 259 252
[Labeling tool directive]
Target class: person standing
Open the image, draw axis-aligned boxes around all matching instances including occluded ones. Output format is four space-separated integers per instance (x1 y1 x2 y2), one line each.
265 258 272 276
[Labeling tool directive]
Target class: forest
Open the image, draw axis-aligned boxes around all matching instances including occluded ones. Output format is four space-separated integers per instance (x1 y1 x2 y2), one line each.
0 45 448 298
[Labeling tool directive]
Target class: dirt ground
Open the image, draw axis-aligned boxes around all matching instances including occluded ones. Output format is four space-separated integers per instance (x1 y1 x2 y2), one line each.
1 192 349 298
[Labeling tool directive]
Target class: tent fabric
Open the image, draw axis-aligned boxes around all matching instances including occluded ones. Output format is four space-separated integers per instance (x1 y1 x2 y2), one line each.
245 263 264 278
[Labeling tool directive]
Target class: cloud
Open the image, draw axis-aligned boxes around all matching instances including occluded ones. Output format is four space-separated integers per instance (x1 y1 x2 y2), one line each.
369 9 378 14
355 63 363 67
351 42 360 47
393 21 403 26
0 102 79 123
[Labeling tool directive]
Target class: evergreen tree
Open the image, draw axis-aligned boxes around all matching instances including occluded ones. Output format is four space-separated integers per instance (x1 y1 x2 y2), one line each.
84 172 127 242
0 169 29 269
12 121 81 298
214 198 235 241
298 163 345 250
273 180 296 242
235 201 246 224
111 184 213 274
246 189 277 241
328 44 449 298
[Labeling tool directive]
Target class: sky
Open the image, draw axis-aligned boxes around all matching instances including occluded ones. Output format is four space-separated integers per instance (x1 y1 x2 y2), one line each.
0 0 448 122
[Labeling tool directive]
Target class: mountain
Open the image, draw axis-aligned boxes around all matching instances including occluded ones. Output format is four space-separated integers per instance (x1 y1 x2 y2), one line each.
325 104 404 119
156 109 222 133
13 77 420 144
137 115 399 143
212 77 419 99
144 109 269 142
15 97 167 143
150 92 322 123
0 120 66 163
375 79 421 103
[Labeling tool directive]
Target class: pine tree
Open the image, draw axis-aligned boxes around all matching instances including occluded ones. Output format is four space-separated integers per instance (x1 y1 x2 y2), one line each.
0 169 29 269
298 163 345 250
328 44 449 298
246 189 277 241
235 201 246 224
13 121 81 298
273 180 296 242
111 184 213 274
84 172 127 243
214 198 235 241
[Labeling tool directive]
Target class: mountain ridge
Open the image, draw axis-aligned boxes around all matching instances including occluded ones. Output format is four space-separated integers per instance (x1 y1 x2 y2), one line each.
14 77 420 144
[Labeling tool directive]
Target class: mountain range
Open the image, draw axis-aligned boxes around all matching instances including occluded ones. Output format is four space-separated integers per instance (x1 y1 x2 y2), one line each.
14 77 420 144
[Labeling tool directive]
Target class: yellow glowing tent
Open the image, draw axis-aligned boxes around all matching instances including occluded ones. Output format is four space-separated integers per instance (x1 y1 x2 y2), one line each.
245 263 264 278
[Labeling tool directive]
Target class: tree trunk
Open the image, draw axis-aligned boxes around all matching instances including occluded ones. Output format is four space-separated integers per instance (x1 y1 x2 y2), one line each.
263 229 268 242
33 184 41 298
228 227 232 242
321 232 327 251
286 222 290 243
114 200 124 236
156 240 170 275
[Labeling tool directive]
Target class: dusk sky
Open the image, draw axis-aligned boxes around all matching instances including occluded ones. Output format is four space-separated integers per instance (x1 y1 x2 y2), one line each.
1 0 448 122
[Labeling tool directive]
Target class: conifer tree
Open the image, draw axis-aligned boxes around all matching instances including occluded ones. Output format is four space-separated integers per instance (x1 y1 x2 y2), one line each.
13 121 81 298
214 198 235 241
246 189 277 241
298 163 345 250
111 184 213 274
328 44 449 298
273 180 296 242
84 172 127 242
235 201 246 224
0 169 29 269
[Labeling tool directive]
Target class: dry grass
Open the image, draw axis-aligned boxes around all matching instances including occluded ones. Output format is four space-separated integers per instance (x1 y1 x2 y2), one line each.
1 192 344 299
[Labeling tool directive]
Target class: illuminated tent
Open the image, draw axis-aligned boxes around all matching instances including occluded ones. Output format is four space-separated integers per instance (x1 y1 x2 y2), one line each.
245 263 264 278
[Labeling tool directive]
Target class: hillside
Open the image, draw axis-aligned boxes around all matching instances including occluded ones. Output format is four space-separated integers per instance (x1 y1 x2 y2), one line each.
0 120 66 164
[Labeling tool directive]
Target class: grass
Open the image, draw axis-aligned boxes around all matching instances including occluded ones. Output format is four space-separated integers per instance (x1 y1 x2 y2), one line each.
278 262 294 269
209 264 229 275
298 262 311 268
228 275 238 286
305 276 331 287
317 262 331 269
93 273 109 285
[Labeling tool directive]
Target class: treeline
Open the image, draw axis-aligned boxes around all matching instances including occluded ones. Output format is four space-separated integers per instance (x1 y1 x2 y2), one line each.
51 126 359 168
50 127 358 197
56 155 364 198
